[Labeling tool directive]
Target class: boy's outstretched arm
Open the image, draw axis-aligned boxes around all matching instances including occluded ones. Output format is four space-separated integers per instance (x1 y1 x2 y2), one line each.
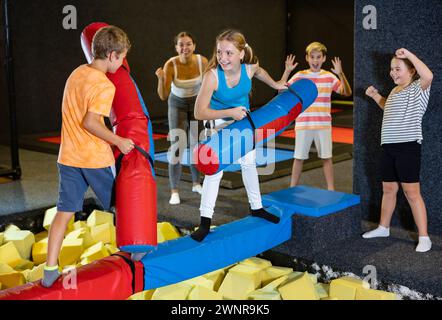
83 111 134 154
396 48 433 90
331 57 352 97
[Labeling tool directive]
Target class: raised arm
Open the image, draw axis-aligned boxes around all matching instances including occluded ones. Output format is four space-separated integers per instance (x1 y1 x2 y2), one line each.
280 54 298 84
331 57 352 97
251 63 288 91
396 48 433 90
155 59 174 101
194 70 247 121
365 86 386 110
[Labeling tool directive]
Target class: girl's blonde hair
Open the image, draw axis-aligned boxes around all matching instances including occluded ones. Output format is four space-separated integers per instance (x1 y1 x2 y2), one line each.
205 29 258 73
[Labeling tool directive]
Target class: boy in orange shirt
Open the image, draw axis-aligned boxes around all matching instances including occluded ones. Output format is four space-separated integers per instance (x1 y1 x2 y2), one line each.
42 26 134 287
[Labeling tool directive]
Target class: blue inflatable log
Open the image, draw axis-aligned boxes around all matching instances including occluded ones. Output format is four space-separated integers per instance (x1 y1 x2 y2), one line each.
194 79 318 175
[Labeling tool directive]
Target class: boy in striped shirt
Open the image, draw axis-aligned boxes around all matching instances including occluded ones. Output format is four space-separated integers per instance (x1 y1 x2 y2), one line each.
288 42 352 190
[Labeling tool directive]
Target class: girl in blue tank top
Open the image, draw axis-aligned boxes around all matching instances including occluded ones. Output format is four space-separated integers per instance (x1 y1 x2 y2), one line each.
191 30 296 242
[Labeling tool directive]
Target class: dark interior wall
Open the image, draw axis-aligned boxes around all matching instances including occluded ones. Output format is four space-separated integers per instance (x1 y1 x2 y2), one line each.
0 1 9 144
288 0 354 99
354 0 442 234
8 0 287 135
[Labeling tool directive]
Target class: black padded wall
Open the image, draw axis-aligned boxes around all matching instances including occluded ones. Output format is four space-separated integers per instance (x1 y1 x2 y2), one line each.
354 0 442 234
0 1 9 144
288 0 354 98
8 0 286 135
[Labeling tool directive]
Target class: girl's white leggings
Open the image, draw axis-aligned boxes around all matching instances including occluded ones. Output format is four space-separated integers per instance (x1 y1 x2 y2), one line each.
199 119 263 218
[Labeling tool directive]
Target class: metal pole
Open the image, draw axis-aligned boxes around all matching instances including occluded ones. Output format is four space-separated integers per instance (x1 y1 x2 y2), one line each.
3 0 21 180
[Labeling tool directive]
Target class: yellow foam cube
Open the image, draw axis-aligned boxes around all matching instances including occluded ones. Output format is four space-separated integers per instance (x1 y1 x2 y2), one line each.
127 289 155 300
59 238 84 267
248 288 281 300
0 262 15 274
32 240 48 265
240 257 272 270
356 288 397 300
27 263 46 282
43 207 74 231
261 266 293 287
20 269 31 280
0 271 26 289
228 264 263 288
151 283 193 300
157 222 181 243
315 283 329 299
262 275 290 291
4 224 20 235
218 271 258 300
287 271 317 284
0 232 4 246
0 242 25 268
104 244 119 255
330 282 357 300
79 258 89 266
330 276 369 300
65 228 85 240
203 269 226 292
262 271 313 292
87 210 114 227
65 227 94 249
278 272 320 300
80 241 109 263
90 223 115 245
14 260 34 271
188 285 223 300
73 221 87 230
183 276 215 290
34 231 48 243
4 230 35 260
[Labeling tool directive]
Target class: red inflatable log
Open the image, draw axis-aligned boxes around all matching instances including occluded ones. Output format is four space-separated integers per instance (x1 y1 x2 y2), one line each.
0 253 144 300
81 23 157 251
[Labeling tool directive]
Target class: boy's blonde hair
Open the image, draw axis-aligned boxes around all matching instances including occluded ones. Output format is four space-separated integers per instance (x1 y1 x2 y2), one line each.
92 26 131 60
306 42 327 56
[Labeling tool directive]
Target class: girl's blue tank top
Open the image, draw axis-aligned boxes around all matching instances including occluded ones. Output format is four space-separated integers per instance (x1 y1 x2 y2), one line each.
210 64 252 111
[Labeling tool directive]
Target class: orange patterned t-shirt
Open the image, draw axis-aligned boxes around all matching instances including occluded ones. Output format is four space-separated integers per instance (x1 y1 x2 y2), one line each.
58 64 116 168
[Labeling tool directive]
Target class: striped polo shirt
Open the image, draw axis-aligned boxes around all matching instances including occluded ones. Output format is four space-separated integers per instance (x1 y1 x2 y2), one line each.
381 79 431 145
288 69 341 130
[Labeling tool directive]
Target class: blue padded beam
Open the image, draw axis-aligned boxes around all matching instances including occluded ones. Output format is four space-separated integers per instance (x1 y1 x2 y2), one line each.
141 206 291 290
262 185 361 217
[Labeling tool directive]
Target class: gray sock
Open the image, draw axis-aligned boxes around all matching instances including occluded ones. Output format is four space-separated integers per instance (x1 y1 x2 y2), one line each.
41 269 61 288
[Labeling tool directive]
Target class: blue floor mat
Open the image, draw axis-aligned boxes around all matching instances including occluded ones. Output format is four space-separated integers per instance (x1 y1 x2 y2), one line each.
262 185 361 217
